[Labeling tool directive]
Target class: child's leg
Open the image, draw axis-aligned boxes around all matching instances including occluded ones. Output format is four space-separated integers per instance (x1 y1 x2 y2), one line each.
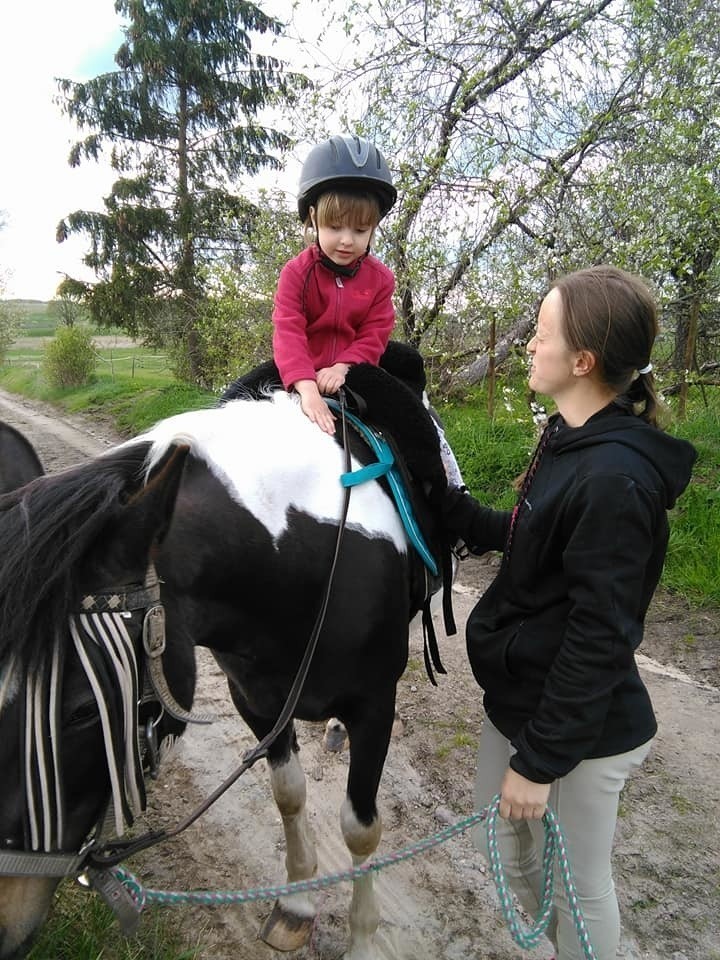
433 419 464 488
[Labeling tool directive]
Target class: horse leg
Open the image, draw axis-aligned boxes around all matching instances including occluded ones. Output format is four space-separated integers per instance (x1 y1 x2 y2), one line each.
261 733 318 950
324 710 404 753
221 674 318 950
323 716 349 752
339 693 396 960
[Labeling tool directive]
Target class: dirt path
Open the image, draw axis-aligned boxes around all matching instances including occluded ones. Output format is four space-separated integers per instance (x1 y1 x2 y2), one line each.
1 388 718 960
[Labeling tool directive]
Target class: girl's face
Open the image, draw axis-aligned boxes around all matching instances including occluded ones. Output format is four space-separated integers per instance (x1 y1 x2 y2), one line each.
312 208 375 266
526 288 579 400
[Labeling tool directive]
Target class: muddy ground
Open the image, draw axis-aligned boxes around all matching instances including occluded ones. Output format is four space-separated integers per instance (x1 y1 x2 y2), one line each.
0 387 718 960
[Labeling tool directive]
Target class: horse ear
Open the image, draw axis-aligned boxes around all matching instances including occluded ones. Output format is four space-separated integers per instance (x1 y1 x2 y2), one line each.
0 420 45 493
126 443 190 545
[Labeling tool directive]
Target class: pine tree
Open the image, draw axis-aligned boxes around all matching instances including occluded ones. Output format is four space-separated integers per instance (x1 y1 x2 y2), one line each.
56 0 306 381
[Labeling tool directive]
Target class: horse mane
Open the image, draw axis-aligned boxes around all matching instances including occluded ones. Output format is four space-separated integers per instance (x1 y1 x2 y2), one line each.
0 441 153 680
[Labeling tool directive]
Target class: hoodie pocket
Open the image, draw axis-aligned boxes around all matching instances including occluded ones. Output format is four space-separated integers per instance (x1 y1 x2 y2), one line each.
466 614 523 690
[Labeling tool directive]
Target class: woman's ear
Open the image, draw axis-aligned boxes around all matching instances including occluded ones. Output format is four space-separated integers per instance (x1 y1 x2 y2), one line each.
574 349 597 377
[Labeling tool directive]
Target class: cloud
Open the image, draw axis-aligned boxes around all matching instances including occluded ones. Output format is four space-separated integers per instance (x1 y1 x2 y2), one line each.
0 1 121 300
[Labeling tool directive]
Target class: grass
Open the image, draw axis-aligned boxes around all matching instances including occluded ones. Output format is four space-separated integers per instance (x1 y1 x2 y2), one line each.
662 407 720 603
8 299 57 337
26 880 202 960
670 793 694 815
1 325 213 436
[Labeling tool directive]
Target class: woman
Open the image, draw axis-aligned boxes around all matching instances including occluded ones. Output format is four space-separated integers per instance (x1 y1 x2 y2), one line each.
442 266 697 959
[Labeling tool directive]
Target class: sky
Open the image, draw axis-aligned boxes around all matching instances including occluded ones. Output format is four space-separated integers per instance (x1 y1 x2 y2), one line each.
0 2 126 301
0 1 325 303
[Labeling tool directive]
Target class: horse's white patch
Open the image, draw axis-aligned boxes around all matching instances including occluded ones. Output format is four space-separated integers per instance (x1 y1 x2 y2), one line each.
138 393 407 552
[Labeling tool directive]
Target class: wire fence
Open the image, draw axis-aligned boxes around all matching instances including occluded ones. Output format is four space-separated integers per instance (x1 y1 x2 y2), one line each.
3 349 171 380
92 350 170 380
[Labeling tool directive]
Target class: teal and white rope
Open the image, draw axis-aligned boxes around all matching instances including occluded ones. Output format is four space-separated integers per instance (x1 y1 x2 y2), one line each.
110 797 596 957
486 795 597 958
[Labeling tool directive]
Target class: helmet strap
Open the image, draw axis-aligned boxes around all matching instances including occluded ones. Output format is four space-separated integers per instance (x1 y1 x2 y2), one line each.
318 251 365 278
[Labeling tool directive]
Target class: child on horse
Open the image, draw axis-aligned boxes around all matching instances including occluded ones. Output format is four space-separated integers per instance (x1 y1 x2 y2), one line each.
273 133 396 436
271 133 463 488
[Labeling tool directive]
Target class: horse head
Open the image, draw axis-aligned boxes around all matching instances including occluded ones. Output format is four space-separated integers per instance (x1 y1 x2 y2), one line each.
0 439 189 960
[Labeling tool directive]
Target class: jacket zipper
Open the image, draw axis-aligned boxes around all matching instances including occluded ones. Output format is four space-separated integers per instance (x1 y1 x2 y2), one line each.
332 275 343 361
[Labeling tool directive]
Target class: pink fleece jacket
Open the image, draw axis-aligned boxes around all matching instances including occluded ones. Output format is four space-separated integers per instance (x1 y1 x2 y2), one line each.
272 245 395 389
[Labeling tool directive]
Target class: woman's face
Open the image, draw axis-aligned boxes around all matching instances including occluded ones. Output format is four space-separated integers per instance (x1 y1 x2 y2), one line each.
526 288 579 399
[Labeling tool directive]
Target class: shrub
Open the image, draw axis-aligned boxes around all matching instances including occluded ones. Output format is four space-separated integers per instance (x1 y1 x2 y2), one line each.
189 296 273 391
0 301 20 359
43 325 97 388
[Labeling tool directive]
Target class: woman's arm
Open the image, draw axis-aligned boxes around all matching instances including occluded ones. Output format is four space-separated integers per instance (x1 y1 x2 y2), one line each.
440 487 511 554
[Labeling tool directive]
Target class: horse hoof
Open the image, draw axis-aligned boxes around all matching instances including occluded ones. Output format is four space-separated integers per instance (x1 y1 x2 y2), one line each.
260 900 315 951
323 718 348 752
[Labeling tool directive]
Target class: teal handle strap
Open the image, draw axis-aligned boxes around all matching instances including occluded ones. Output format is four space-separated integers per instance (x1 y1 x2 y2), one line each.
341 459 392 486
325 398 438 576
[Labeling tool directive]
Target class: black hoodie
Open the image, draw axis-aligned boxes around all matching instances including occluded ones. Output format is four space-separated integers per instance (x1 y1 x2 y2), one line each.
456 402 697 783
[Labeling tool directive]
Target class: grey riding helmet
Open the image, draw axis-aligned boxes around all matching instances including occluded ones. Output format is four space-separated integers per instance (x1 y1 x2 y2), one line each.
297 134 397 222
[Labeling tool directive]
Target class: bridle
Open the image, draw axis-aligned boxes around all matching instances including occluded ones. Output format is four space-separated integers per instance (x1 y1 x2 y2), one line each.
0 394 356 890
0 564 210 881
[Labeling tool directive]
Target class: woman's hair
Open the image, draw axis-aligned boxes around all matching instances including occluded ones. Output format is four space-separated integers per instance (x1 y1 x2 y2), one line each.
303 190 381 245
552 265 662 426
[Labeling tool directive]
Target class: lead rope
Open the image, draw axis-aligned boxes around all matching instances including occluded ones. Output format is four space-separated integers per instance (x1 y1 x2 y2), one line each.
104 796 596 957
486 798 597 957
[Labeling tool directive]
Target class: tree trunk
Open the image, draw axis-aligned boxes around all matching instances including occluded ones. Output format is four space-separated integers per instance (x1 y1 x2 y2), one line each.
678 295 700 420
455 315 534 385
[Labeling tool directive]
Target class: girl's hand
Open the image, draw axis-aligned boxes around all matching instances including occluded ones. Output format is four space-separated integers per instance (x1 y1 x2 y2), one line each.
317 363 350 395
498 767 551 820
294 380 337 435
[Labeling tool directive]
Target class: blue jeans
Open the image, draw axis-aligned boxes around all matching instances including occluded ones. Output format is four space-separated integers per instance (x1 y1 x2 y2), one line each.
473 719 652 960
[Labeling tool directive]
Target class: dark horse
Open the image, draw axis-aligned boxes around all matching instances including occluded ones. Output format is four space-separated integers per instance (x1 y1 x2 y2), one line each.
0 392 445 960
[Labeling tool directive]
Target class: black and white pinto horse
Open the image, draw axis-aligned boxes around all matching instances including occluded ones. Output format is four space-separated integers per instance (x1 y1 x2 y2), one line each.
0 392 446 960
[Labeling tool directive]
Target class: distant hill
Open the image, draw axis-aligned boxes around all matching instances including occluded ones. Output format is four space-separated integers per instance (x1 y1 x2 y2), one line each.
4 299 49 308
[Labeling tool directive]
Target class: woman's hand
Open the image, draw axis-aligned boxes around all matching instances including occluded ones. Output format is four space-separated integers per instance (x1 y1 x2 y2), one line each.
294 380 337 435
498 767 551 820
317 363 350 395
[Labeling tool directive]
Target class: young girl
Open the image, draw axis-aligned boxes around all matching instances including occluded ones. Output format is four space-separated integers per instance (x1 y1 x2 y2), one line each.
272 134 397 435
441 266 697 959
270 134 465 489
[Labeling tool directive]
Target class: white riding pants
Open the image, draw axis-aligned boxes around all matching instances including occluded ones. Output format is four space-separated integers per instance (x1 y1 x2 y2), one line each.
473 719 652 960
